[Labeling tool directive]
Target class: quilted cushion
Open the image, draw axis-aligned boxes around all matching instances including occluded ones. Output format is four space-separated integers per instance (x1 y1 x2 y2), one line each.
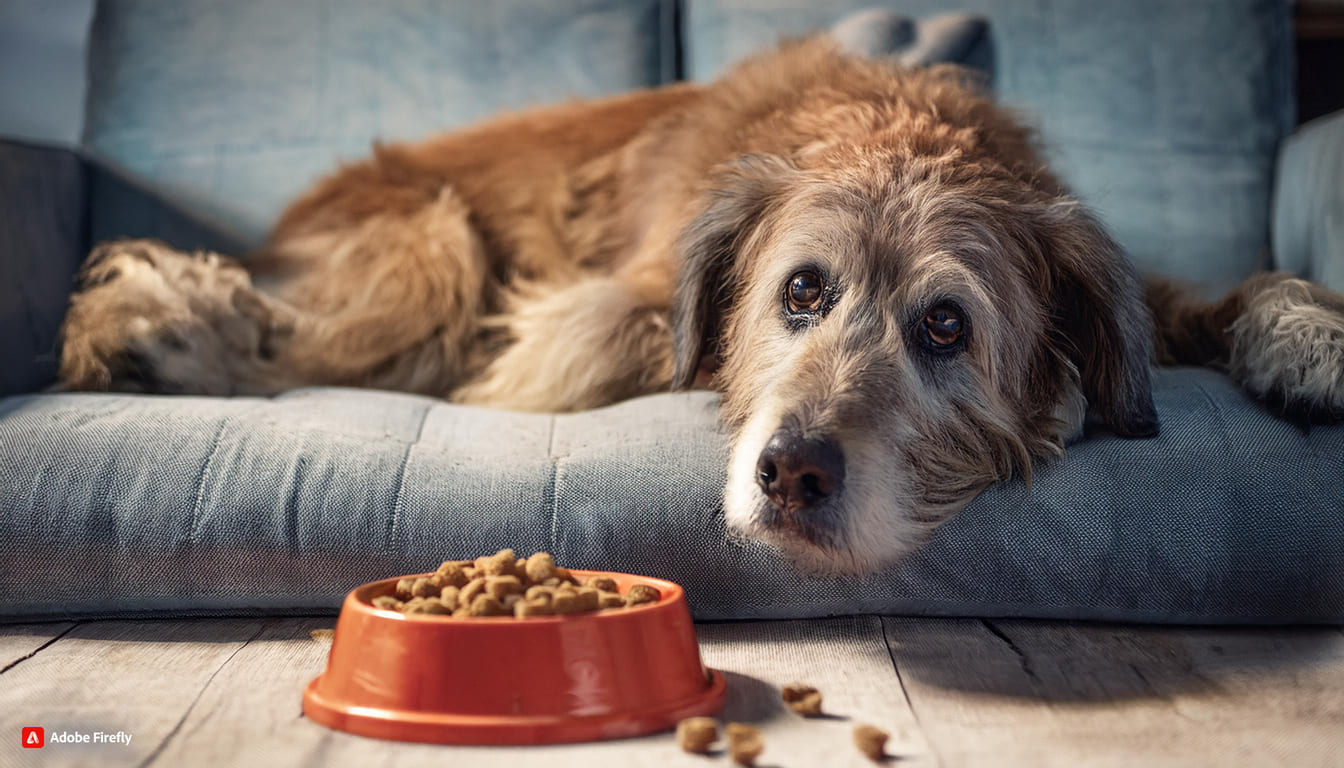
2 368 1341 623
83 0 678 242
686 0 1294 292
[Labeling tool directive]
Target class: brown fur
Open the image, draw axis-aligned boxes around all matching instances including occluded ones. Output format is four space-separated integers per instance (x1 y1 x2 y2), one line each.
59 39 1344 572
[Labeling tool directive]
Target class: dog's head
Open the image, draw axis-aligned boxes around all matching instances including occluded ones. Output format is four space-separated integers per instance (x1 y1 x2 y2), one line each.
671 143 1157 573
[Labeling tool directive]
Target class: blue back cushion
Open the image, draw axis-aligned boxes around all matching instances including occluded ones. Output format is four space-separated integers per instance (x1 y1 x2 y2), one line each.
686 0 1294 291
83 0 677 243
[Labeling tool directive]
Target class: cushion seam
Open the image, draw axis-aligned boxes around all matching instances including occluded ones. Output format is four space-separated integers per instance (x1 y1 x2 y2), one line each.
384 401 433 555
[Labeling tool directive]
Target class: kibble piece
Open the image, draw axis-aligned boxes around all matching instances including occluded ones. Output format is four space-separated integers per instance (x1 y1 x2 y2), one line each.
435 561 470 588
725 723 764 766
586 575 618 592
525 585 555 603
372 595 402 610
525 552 557 583
553 567 578 584
626 584 661 606
502 593 524 610
405 597 451 615
597 590 625 609
781 683 823 716
467 594 508 616
411 575 445 598
513 557 530 580
541 577 560 587
575 585 601 612
852 724 888 762
439 586 460 611
676 717 718 754
483 548 516 576
552 589 583 615
514 597 554 618
459 578 487 605
395 578 416 601
485 575 524 599
462 565 478 580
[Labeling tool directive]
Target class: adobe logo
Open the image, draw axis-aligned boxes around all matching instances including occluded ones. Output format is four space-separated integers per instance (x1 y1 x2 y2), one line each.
22 727 44 748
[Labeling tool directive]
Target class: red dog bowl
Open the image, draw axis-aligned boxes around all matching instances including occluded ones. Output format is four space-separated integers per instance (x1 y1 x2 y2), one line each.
304 570 725 745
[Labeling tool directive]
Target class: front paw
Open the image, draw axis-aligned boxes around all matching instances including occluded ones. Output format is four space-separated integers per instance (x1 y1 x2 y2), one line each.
1229 277 1344 416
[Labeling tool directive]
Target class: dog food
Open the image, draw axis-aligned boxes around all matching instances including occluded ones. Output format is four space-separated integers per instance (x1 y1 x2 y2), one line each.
370 550 662 619
725 723 764 766
676 717 718 754
852 724 888 762
781 683 823 715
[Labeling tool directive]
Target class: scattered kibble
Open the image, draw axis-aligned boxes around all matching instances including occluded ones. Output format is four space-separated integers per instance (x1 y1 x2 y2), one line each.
781 683 824 716
676 717 718 754
369 550 662 620
853 724 889 762
725 723 764 766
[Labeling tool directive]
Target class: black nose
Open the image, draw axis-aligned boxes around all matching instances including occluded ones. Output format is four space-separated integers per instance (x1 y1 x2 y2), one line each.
756 430 845 513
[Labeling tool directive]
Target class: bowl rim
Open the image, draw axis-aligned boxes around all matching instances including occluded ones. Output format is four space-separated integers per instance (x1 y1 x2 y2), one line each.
352 569 684 624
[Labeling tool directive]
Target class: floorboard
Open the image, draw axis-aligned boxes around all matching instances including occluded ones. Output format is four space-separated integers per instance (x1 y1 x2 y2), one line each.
882 618 1344 768
2 617 1342 767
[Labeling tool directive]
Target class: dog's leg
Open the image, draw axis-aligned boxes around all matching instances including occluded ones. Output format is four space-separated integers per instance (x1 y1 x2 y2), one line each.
60 187 491 397
1148 272 1344 415
451 272 674 412
59 239 301 395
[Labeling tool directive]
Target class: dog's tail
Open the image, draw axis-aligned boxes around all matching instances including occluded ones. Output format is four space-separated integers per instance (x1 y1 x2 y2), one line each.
1145 272 1344 415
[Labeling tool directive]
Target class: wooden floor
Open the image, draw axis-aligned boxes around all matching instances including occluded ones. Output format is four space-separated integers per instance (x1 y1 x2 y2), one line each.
2 616 1342 767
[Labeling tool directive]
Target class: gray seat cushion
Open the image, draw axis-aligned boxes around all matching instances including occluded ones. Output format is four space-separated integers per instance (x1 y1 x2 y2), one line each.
2 368 1341 623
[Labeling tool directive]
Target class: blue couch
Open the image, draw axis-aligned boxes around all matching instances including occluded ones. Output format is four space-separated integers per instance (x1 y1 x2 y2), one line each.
3 0 1342 624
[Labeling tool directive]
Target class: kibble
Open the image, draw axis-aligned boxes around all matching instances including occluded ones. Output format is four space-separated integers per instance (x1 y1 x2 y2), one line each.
725 723 764 766
676 717 718 754
852 724 888 762
781 683 823 716
626 584 661 606
371 550 665 620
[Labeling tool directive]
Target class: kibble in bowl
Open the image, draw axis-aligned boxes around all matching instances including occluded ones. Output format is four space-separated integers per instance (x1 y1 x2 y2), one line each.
366 550 665 619
304 553 724 746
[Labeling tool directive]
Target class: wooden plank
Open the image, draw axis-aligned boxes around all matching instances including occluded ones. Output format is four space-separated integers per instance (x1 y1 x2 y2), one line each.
883 617 1344 768
0 621 77 672
142 616 924 767
0 618 266 768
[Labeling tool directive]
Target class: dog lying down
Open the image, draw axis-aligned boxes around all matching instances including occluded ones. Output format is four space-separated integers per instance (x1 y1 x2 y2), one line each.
59 39 1344 573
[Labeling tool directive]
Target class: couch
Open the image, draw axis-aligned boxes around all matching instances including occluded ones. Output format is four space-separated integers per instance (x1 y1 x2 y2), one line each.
3 0 1342 624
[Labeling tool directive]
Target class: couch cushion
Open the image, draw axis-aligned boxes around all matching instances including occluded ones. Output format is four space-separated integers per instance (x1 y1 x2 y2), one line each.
0 142 86 397
686 0 1294 293
83 0 678 243
1273 110 1344 293
1 368 1341 624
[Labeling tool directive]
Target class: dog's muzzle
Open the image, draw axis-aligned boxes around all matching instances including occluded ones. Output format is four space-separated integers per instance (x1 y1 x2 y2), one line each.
755 429 845 515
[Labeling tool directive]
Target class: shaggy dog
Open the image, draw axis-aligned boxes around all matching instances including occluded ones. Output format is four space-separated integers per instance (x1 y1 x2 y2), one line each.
59 40 1344 573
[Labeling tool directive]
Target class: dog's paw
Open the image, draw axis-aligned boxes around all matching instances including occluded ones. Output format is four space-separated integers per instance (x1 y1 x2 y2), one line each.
59 239 293 395
1229 276 1344 415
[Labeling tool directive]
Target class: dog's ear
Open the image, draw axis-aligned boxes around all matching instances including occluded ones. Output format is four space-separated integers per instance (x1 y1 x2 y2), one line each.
671 154 798 389
1036 201 1159 437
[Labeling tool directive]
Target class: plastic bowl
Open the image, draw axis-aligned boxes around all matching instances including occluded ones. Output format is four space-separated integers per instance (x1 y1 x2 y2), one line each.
303 570 725 745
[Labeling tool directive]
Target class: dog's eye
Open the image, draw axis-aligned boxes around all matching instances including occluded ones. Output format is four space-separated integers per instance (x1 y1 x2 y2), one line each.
786 271 824 312
921 304 964 349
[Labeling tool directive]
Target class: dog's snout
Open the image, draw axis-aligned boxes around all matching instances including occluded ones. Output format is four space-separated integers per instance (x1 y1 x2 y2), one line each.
756 430 845 512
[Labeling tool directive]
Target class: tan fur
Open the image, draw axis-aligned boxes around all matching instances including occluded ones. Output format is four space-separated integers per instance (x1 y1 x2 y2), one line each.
59 39 1344 572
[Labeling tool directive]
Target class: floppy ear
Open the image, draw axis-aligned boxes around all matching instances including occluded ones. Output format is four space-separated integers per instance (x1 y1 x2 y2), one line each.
1038 202 1159 437
671 154 798 389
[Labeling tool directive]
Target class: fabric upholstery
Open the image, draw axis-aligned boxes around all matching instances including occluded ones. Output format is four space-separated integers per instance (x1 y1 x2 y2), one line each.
2 368 1342 624
687 0 1295 293
83 0 677 242
0 141 86 397
1273 109 1344 293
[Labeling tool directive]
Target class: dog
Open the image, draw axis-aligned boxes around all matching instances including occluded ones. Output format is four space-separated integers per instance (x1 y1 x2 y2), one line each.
59 39 1344 573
